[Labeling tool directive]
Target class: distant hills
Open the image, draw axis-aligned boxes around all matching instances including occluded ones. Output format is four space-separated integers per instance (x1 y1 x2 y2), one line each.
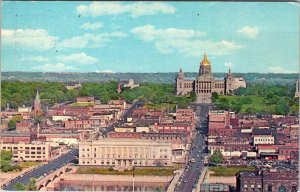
2 71 298 85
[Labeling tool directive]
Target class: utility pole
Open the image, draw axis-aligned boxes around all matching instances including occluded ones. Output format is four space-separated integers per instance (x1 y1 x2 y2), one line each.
132 173 135 192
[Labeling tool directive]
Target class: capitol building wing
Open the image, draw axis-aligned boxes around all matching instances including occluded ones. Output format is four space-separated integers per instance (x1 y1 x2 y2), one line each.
175 53 246 103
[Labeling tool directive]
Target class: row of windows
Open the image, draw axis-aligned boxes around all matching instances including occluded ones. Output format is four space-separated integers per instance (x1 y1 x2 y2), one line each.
81 160 169 166
2 147 46 150
13 155 46 159
81 154 169 159
254 138 273 142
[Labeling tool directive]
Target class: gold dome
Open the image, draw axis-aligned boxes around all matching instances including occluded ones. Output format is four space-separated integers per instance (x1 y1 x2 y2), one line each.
200 53 210 66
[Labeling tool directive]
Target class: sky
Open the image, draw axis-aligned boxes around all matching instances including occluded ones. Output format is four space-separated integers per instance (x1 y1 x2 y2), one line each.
1 1 299 73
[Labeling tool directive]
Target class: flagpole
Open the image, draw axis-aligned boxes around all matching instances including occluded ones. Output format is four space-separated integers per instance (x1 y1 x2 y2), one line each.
133 173 135 192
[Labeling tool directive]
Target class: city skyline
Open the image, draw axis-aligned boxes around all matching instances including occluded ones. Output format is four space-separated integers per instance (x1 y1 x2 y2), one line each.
2 1 299 73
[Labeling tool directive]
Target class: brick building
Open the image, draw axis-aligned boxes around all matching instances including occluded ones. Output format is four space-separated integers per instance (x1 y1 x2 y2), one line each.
236 167 298 192
176 109 195 123
76 96 95 103
0 133 36 144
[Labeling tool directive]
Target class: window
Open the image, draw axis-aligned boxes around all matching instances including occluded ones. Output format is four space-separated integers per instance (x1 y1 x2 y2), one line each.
291 186 297 192
268 185 273 192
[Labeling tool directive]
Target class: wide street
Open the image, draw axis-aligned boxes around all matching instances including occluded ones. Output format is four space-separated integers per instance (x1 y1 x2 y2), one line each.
3 148 78 190
175 104 210 192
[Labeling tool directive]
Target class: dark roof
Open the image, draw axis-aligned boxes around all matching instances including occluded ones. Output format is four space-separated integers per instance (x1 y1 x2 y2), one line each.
252 128 274 135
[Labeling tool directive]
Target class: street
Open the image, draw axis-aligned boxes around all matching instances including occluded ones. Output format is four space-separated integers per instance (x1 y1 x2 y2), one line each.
175 104 210 192
3 148 78 191
104 100 144 134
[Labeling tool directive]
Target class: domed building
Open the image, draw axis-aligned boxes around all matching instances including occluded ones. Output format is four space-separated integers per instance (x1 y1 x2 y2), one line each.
175 53 246 103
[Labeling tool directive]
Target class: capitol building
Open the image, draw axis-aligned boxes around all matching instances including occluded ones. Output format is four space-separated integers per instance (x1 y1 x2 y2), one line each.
175 53 246 103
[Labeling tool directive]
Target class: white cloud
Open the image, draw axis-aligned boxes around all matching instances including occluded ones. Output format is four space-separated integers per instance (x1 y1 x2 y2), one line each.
32 63 74 72
131 25 205 42
22 56 50 63
131 25 242 56
2 29 58 50
237 26 260 39
81 22 103 31
56 52 98 65
76 2 175 18
58 32 127 49
95 69 115 73
224 62 234 68
268 66 296 73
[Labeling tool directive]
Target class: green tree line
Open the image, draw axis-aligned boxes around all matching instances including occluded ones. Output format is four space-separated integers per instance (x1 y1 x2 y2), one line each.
213 83 299 115
1 81 194 111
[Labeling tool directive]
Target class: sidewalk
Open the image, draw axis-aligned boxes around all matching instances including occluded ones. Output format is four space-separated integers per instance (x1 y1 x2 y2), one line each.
195 166 208 192
166 169 184 192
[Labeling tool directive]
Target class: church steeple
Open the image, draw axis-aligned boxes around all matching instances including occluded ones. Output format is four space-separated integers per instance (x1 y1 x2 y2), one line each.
34 89 41 116
35 90 40 101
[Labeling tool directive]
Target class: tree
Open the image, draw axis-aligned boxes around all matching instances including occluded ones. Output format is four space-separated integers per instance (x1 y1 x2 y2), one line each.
8 115 23 130
212 92 219 102
245 107 257 114
0 150 13 161
13 183 26 191
26 178 37 191
210 150 223 164
275 99 289 115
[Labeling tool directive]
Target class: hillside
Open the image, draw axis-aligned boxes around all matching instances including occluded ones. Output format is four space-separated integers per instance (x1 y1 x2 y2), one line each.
1 72 298 85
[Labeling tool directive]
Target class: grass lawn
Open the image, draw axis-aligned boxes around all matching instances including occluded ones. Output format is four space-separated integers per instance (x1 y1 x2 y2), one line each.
215 95 276 114
70 102 94 107
18 162 42 169
209 166 256 176
76 167 176 176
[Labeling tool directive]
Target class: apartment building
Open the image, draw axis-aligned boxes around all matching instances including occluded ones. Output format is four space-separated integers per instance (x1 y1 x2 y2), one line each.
0 142 51 162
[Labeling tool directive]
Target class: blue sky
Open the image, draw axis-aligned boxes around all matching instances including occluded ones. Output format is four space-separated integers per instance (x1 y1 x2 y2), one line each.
2 1 299 73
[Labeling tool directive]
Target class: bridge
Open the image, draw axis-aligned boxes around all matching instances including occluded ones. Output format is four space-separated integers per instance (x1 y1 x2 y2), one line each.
36 164 74 191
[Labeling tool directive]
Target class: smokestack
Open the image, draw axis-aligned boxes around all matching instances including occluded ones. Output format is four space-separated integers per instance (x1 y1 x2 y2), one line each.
37 123 40 138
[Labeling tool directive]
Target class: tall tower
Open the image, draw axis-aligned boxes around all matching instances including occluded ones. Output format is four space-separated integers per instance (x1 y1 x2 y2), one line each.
117 79 122 94
175 68 184 95
225 69 234 95
34 90 41 116
195 53 214 103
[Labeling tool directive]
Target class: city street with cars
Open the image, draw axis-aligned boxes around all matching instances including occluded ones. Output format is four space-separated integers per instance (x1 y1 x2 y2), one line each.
175 104 210 192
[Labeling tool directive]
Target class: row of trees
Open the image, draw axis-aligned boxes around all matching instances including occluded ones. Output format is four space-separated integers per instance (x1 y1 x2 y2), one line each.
13 178 37 191
1 81 195 111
